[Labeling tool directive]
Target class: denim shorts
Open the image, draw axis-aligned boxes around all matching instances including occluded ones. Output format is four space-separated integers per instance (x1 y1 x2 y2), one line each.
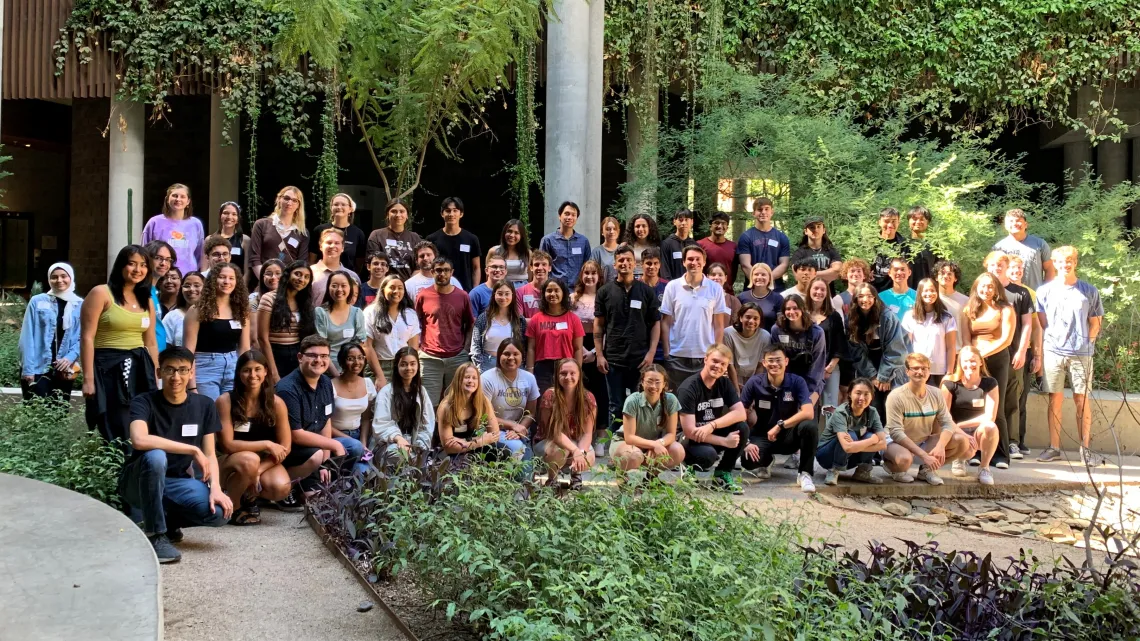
195 351 238 400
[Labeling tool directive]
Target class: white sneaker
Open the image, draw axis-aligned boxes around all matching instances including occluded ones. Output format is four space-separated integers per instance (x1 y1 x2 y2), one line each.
978 468 994 486
798 472 816 493
824 468 840 486
593 442 605 458
891 471 915 483
1009 443 1024 460
951 459 967 477
915 465 944 486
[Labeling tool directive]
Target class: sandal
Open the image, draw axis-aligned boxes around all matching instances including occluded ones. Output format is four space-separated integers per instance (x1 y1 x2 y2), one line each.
230 505 261 526
243 494 261 517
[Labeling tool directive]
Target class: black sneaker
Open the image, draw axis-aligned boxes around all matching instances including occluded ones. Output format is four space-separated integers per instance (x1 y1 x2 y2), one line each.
167 528 184 543
150 534 181 564
273 487 304 512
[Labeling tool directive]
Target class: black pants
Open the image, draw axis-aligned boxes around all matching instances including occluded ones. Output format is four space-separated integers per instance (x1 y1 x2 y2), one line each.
271 343 301 379
582 358 609 438
984 348 1011 461
1016 349 1033 445
1005 362 1024 457
741 419 819 475
683 422 749 473
604 364 642 433
22 374 74 403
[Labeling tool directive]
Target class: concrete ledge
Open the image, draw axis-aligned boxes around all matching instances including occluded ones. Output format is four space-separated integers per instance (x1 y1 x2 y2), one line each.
1023 390 1140 455
0 473 161 641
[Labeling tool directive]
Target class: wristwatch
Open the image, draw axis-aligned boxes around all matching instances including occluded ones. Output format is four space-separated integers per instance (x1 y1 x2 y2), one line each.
776 420 786 430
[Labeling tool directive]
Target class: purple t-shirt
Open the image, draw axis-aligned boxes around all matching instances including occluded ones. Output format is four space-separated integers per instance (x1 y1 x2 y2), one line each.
142 215 205 275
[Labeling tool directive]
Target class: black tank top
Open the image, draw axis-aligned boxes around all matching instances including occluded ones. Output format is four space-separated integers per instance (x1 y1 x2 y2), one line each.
196 318 242 353
232 411 276 442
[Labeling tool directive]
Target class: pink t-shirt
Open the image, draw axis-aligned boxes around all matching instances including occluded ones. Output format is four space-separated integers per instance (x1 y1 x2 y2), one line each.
415 286 474 358
525 311 584 362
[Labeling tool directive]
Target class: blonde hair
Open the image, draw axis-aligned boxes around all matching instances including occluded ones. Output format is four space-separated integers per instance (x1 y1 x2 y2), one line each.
1005 254 1024 267
319 227 346 244
1052 245 1079 264
439 363 494 436
705 343 734 364
273 186 307 234
946 345 992 383
330 193 356 223
843 257 871 281
904 352 932 370
983 251 1009 269
749 262 774 290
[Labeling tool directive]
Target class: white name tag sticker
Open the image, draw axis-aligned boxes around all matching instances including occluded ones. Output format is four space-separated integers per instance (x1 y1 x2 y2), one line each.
230 247 242 256
141 317 150 329
234 422 251 433
181 424 198 437
630 299 643 309
572 247 583 255
756 400 772 409
555 322 569 330
779 334 789 343
386 238 399 247
287 237 300 248
170 238 189 248
293 312 301 322
767 239 779 247
37 301 52 310
343 328 355 339
672 251 683 259
710 397 724 408
345 240 354 245
460 244 471 253
229 320 242 330
972 398 985 408
325 403 333 415
889 305 900 315
524 295 536 304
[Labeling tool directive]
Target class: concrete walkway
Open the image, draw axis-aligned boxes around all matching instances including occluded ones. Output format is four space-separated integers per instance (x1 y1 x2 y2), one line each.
0 473 161 641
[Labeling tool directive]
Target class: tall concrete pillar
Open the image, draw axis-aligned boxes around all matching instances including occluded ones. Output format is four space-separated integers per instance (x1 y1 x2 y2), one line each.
1063 140 1092 190
1097 140 1128 188
107 99 145 269
582 0 605 241
544 0 600 242
208 94 240 232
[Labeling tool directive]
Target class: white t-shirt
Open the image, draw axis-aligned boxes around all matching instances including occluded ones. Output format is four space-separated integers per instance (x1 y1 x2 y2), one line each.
902 312 958 375
363 306 422 360
331 378 377 432
481 368 540 423
659 276 731 359
404 273 463 300
162 308 186 347
482 318 516 361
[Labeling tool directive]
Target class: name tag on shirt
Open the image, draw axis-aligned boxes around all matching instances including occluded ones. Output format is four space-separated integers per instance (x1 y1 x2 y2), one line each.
234 422 251 433
345 240 354 245
387 239 399 247
779 334 789 343
555 322 569 330
229 320 242 330
182 424 198 437
141 317 150 329
37 301 52 310
287 237 300 248
630 299 643 309
767 239 779 248
972 398 985 408
460 244 471 253
343 328 355 339
756 400 772 409
710 397 724 408
889 305 900 315
524 295 536 304
230 247 242 256
572 247 582 255
672 251 682 259
170 238 189 248
325 403 333 415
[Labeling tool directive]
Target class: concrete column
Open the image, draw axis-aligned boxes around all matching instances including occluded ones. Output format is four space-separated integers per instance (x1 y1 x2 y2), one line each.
1097 140 1128 188
107 99 145 269
1063 140 1092 190
1131 138 1140 229
581 0 604 242
208 94 240 232
544 0 597 240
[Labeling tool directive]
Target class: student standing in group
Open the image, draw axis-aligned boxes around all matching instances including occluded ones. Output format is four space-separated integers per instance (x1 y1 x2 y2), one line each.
570 260 608 454
883 353 972 485
437 364 510 462
806 277 846 408
314 271 365 376
216 350 292 526
330 344 376 448
698 212 737 285
934 259 970 348
249 186 309 281
427 196 482 291
787 259 816 301
659 209 698 280
707 263 740 323
200 237 232 278
905 206 939 288
609 365 685 473
19 262 83 401
311 193 367 272
489 218 532 289
404 241 464 300
248 261 282 350
526 278 584 392
81 245 159 443
660 245 731 390
142 183 205 277
675 344 749 493
984 251 1034 465
723 302 771 392
357 251 390 310
589 216 622 282
157 268 182 317
143 240 175 351
622 213 662 278
366 198 422 280
163 271 203 348
789 216 843 283
640 247 669 365
469 253 512 319
1036 246 1102 464
594 244 661 436
121 346 231 563
539 201 592 285
846 283 911 421
736 197 791 291
184 264 250 400
870 207 907 292
830 258 870 319
363 274 420 386
993 208 1054 291
416 257 476 403
940 345 1000 484
815 378 886 486
879 258 917 321
768 294 827 406
481 339 539 463
740 344 820 493
535 359 598 489
901 278 958 388
205 202 249 273
738 262 784 329
470 281 527 373
960 272 1016 468
371 346 435 456
257 260 315 383
310 228 362 306
1005 253 1044 459
516 250 553 319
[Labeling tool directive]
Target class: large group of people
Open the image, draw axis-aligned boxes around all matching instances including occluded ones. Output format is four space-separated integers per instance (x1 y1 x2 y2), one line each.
18 184 1104 562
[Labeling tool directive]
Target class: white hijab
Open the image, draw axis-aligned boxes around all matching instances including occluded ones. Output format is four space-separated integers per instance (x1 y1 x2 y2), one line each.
46 262 83 329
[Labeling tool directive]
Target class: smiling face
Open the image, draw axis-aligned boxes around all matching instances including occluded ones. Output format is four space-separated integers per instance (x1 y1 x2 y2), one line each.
752 204 773 225
369 256 389 280
751 264 770 290
959 348 981 379
976 275 997 302
327 274 351 303
558 205 579 229
641 370 665 399
498 343 522 372
416 248 437 272
321 234 344 263
642 258 661 279
531 259 550 284
215 266 237 296
343 347 366 376
330 195 353 223
905 358 930 386
382 278 405 304
783 299 803 323
710 218 728 239
879 214 899 238
219 205 240 233
288 267 311 292
160 270 181 295
123 252 149 284
544 281 564 307
1004 214 1027 236
441 203 463 226
908 213 929 235
918 280 939 306
166 188 190 215
486 258 507 286
580 265 599 288
704 351 731 379
809 279 829 304
1054 252 1078 278
208 245 231 268
460 366 480 395
262 264 282 292
557 361 581 390
397 354 419 383
708 265 727 286
504 224 522 247
386 203 408 231
846 264 867 288
182 275 204 304
152 247 172 279
492 284 514 311
936 264 957 292
278 189 300 216
1006 260 1024 284
849 382 873 413
159 358 194 394
855 287 877 311
761 350 787 378
683 249 705 274
614 251 635 278
633 218 649 241
49 268 72 293
739 308 761 336
239 359 267 390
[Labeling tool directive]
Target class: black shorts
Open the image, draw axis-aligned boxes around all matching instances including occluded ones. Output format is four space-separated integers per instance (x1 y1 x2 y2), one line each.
839 360 856 387
282 446 321 469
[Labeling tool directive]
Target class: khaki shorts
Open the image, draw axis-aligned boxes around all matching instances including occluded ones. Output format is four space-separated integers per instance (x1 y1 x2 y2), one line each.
1042 351 1093 395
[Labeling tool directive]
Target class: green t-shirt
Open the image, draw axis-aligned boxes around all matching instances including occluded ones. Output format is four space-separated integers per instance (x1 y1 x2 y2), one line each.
619 392 680 442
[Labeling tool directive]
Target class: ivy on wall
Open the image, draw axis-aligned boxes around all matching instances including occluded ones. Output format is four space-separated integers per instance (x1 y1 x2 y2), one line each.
509 43 541 230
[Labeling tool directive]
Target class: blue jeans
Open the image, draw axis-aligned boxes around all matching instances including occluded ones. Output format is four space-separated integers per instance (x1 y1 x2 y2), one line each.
195 351 238 400
333 435 368 476
815 430 878 470
498 431 535 481
604 364 643 433
120 450 228 536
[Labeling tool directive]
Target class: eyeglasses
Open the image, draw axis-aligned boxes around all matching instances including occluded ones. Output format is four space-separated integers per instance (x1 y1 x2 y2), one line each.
433 267 453 274
488 265 506 271
209 252 230 259
280 195 298 203
907 366 930 372
301 352 330 360
154 256 173 264
161 366 192 376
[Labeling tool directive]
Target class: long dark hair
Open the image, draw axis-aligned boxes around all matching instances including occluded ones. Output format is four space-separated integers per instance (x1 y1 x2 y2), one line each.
336 342 367 377
911 278 949 325
847 284 885 344
622 213 661 246
107 245 154 308
215 201 244 236
482 281 526 345
230 350 277 430
270 260 315 336
804 276 837 317
538 278 571 316
197 264 250 324
320 270 354 308
370 274 414 336
495 218 530 265
391 346 425 437
257 259 285 296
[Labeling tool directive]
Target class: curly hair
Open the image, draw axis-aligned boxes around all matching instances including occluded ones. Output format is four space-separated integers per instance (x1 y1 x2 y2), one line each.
196 264 249 324
230 350 277 431
622 213 661 246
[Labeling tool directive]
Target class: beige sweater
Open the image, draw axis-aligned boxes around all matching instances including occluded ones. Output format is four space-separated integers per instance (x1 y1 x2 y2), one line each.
885 384 955 444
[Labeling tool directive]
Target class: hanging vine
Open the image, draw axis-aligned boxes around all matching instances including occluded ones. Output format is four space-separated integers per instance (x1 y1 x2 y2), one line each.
244 91 261 223
313 76 341 221
509 43 541 231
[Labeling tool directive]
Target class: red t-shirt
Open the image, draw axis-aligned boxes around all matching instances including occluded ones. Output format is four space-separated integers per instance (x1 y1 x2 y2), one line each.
415 286 475 358
699 237 738 285
516 282 543 319
525 311 584 362
537 388 597 441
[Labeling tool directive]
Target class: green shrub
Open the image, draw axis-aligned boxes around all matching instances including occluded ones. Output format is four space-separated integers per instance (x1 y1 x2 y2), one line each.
0 396 123 507
0 288 26 388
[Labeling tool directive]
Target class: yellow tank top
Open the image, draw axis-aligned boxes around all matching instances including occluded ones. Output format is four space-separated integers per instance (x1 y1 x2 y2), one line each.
95 299 149 349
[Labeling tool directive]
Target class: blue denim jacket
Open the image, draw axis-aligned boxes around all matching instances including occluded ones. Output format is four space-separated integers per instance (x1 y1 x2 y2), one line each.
19 293 82 377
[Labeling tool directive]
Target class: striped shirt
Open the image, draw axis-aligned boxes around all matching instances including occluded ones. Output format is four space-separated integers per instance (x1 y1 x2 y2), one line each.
885 384 954 444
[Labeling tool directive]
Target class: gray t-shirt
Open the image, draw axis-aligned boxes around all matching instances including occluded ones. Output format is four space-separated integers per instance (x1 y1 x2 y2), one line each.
481 368 541 423
994 234 1051 290
722 326 772 382
590 245 617 282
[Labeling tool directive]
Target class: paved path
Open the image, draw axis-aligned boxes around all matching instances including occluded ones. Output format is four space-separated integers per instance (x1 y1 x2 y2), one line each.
0 473 161 641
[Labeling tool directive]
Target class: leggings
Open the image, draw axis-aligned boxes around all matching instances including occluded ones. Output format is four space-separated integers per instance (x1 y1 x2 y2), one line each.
984 348 1011 460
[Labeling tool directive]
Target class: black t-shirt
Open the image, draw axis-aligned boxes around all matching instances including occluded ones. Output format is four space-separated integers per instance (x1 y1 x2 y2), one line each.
595 279 661 366
659 235 699 280
311 223 368 268
1004 282 1032 361
676 373 740 427
427 228 482 291
942 377 998 424
907 239 939 289
127 391 222 478
871 235 908 292
789 245 842 273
